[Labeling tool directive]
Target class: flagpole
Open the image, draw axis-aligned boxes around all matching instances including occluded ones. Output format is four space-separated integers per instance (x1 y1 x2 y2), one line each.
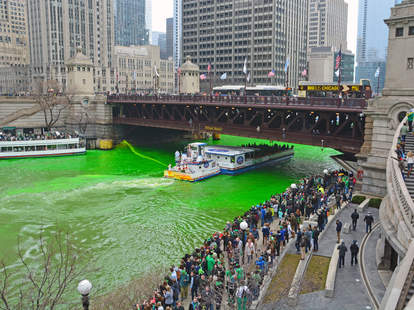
209 70 212 96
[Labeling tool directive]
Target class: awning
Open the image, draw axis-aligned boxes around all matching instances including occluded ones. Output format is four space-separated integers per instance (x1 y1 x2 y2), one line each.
2 127 16 130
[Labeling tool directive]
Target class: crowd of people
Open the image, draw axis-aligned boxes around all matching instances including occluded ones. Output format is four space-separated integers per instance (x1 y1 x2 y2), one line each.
135 169 356 310
0 131 78 142
240 143 294 157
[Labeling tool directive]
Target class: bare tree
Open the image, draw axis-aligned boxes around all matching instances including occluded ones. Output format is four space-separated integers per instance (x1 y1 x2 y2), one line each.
0 230 89 310
33 80 71 132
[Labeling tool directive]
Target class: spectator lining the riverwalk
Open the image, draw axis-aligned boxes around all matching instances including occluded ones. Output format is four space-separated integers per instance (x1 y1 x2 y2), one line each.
0 131 79 142
134 169 354 310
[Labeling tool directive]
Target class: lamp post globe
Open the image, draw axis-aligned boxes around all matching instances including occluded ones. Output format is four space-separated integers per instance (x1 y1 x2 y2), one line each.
291 183 297 189
77 280 92 310
323 169 329 175
240 221 248 231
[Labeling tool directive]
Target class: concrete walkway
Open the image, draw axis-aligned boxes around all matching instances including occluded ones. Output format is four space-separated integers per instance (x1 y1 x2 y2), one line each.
262 204 384 310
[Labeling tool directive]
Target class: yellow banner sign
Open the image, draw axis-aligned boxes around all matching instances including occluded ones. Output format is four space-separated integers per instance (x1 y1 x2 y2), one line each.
204 126 222 132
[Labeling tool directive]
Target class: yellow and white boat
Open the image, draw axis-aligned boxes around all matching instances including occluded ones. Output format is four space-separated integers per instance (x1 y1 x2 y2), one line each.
164 143 221 182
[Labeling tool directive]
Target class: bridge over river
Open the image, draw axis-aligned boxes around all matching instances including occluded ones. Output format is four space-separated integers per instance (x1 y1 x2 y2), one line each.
108 94 368 154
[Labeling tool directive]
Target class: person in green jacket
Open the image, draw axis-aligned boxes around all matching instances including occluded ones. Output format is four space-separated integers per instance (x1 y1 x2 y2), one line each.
206 254 215 275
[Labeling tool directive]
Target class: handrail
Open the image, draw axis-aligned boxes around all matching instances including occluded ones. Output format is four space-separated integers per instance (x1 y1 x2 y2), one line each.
386 116 414 237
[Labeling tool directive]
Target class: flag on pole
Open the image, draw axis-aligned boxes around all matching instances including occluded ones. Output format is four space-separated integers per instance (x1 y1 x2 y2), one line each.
335 70 340 77
133 71 137 81
220 72 227 80
284 57 290 73
335 48 342 70
243 57 248 74
200 74 207 80
177 67 181 76
375 67 380 78
247 72 251 83
154 65 159 77
207 62 211 73
268 70 275 78
301 69 307 77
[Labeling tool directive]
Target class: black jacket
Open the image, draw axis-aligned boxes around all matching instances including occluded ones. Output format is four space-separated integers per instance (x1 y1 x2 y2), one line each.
351 211 359 221
337 244 347 256
350 243 359 254
364 215 374 225
336 221 342 232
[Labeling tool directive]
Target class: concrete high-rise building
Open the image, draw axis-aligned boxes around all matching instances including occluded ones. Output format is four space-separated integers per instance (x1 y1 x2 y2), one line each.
27 0 114 93
308 46 354 83
181 0 308 89
166 17 173 60
307 0 348 51
355 0 398 93
0 0 29 94
114 0 148 46
173 0 181 69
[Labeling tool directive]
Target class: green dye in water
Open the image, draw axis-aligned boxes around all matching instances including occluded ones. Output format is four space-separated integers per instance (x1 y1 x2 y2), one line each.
0 135 340 303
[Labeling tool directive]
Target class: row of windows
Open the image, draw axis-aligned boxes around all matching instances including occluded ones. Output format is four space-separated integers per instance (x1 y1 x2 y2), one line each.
395 26 414 37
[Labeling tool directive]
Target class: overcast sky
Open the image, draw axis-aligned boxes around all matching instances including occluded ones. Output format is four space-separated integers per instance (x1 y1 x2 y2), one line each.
152 0 359 54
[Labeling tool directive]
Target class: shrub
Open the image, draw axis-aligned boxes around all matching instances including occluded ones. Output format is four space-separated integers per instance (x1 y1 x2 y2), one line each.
351 195 366 204
369 198 382 209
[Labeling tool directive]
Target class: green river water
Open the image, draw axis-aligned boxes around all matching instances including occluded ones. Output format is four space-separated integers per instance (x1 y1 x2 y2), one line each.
0 135 340 302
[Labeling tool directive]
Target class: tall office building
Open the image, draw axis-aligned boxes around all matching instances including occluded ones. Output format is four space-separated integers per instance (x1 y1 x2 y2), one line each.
152 31 163 46
158 33 167 59
114 0 148 46
181 0 308 89
355 0 399 93
307 0 348 51
0 0 29 94
146 0 152 44
27 0 114 93
166 17 173 59
173 0 181 69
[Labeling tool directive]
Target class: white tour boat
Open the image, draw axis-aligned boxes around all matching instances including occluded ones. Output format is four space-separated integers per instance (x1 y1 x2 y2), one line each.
164 142 294 181
203 144 294 175
0 138 86 159
164 142 221 182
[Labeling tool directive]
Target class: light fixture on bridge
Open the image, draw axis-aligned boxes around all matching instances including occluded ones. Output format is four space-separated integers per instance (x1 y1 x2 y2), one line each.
268 109 271 112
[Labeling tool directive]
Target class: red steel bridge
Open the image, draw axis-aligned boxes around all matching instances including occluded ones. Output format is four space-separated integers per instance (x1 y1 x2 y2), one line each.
108 94 368 154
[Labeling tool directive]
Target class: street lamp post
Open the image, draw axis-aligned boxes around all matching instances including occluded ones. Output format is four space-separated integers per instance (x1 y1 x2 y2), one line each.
77 279 92 310
240 220 248 264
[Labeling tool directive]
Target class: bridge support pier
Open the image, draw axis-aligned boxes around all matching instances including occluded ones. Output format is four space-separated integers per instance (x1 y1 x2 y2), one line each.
357 96 414 197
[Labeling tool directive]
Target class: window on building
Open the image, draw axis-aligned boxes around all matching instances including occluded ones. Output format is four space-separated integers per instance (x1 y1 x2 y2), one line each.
409 26 414 36
396 27 404 37
408 58 414 70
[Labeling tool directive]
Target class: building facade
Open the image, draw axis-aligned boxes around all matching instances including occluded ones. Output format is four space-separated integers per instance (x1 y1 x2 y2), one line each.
308 46 354 83
114 45 174 94
307 0 348 51
26 0 114 93
173 0 182 69
0 0 29 94
166 17 174 60
114 0 148 46
181 0 308 89
355 0 399 92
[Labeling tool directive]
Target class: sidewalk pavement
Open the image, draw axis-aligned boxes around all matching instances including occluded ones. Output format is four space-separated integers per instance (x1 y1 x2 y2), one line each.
262 204 384 310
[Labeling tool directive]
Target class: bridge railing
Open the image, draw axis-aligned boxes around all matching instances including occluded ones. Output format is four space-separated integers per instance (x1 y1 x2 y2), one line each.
380 116 414 310
387 116 414 238
107 94 367 108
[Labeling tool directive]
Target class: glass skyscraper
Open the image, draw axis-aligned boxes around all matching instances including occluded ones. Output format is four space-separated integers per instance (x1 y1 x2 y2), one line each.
114 0 148 46
355 0 402 93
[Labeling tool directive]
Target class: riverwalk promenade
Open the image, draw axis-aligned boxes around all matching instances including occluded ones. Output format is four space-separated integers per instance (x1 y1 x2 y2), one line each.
261 204 384 310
